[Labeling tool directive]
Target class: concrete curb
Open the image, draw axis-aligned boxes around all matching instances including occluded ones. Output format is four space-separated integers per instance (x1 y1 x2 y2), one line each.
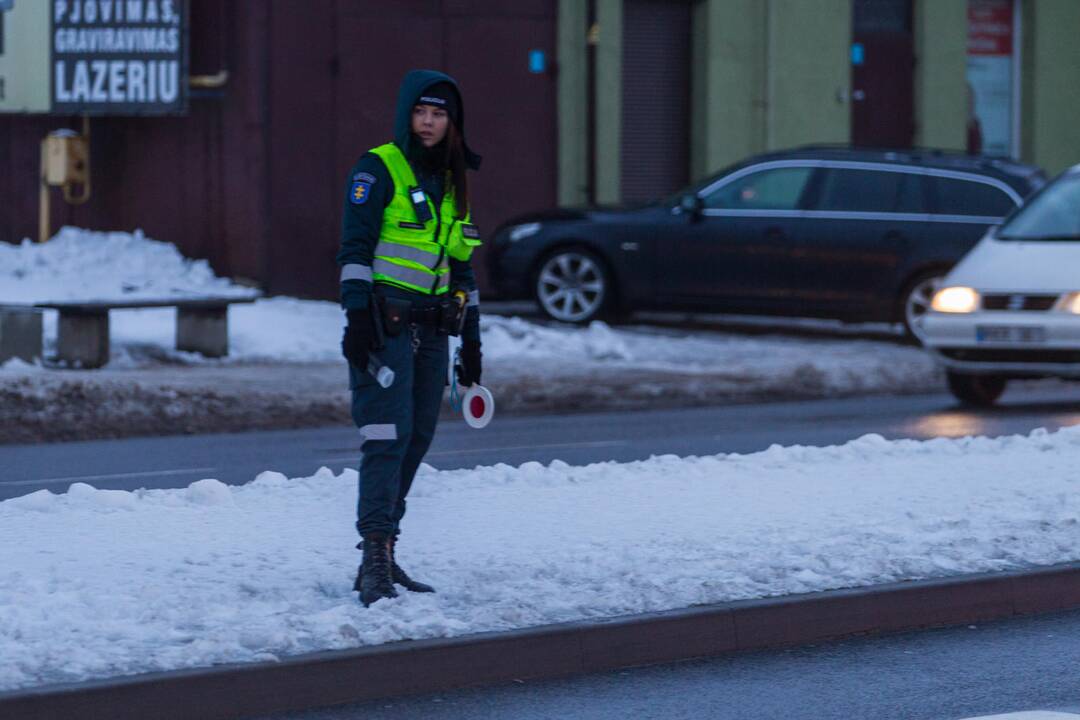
5 562 1080 720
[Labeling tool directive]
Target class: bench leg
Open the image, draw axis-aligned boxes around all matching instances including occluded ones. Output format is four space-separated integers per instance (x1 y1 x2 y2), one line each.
177 306 228 358
0 308 44 367
57 310 110 369
0 307 44 364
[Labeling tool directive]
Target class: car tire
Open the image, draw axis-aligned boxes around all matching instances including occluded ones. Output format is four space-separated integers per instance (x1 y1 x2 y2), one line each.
900 272 946 345
534 247 614 324
945 371 1007 407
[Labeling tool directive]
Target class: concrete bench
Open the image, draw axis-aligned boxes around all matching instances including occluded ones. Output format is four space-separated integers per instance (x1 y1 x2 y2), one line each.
33 296 258 369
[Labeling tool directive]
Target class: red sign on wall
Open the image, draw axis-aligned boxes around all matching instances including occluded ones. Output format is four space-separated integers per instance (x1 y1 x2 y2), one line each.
968 0 1013 56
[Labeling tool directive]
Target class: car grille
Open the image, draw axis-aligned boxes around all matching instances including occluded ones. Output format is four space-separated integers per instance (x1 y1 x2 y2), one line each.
980 294 1061 311
940 348 1080 363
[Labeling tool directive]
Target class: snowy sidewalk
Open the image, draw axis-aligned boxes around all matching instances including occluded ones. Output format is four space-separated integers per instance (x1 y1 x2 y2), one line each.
0 335 943 443
4 426 1080 691
0 228 943 441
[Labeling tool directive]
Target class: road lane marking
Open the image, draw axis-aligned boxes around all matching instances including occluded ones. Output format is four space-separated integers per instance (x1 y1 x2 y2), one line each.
2 467 220 487
428 440 628 457
959 713 1080 719
315 439 629 464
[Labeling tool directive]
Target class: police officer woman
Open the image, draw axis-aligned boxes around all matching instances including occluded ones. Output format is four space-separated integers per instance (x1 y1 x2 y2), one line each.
337 70 483 607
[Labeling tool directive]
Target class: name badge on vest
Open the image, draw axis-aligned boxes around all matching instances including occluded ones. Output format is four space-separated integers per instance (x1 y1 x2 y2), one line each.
409 186 434 224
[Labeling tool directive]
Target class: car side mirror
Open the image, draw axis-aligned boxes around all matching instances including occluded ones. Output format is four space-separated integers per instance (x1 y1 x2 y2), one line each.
679 194 704 219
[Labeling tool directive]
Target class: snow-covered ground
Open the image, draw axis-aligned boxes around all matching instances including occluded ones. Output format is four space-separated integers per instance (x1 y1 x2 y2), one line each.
1 228 938 392
4 426 1080 690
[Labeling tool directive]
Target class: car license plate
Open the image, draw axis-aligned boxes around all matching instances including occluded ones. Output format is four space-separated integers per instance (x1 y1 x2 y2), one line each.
976 325 1047 343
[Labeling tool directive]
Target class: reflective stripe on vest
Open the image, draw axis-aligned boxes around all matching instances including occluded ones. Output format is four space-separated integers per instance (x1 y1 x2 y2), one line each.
374 239 446 269
368 142 476 295
373 259 450 293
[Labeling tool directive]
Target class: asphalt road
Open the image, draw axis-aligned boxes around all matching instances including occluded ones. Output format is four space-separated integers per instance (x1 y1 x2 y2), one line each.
253 607 1080 720
4 383 1080 500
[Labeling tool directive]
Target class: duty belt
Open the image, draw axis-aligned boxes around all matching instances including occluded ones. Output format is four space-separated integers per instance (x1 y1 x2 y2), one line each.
407 306 443 325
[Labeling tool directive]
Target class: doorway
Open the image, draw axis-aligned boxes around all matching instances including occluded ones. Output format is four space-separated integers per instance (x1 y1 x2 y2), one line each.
851 0 915 148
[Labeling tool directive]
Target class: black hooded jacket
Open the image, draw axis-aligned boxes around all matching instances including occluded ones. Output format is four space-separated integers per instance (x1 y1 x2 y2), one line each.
336 70 481 338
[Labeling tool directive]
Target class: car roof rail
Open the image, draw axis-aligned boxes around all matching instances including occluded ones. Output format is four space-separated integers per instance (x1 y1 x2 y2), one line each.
791 143 1034 175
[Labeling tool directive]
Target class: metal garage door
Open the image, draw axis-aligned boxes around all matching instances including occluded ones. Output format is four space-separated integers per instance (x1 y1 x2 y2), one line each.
620 0 692 203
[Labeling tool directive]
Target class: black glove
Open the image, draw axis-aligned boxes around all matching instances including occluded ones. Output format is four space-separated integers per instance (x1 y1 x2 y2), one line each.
342 308 374 367
457 338 482 387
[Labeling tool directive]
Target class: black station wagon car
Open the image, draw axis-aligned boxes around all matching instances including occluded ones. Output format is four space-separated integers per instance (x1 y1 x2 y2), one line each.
488 147 1045 338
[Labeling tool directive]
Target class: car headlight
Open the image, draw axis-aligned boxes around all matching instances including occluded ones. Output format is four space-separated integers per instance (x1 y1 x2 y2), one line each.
931 286 980 313
508 222 542 242
1058 292 1080 314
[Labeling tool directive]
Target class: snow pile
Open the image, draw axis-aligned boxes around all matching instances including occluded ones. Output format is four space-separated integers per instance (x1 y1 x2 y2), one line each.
94 309 936 383
4 427 1080 690
481 316 936 389
0 227 257 304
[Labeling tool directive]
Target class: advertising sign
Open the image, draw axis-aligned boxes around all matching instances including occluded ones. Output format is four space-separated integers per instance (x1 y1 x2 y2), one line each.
966 0 1015 157
0 0 188 115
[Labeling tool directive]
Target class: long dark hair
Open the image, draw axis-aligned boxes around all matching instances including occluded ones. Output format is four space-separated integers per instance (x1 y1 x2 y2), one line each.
443 121 470 219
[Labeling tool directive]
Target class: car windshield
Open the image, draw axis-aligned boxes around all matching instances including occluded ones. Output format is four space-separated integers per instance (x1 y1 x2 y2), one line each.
997 172 1080 241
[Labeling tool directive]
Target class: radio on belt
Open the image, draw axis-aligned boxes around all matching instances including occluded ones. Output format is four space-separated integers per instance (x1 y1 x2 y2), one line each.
409 186 434 224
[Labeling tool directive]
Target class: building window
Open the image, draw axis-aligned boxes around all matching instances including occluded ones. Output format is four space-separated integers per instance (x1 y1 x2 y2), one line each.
966 0 1019 157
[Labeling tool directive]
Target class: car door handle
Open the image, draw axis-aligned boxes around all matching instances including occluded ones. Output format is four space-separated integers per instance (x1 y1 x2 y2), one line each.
761 227 790 257
884 229 908 246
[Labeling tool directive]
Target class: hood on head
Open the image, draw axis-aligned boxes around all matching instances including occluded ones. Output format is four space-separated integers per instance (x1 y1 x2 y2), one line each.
393 69 482 170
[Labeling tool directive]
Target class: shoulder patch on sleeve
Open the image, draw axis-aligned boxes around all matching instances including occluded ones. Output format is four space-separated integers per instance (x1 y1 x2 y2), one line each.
353 172 377 184
350 181 372 205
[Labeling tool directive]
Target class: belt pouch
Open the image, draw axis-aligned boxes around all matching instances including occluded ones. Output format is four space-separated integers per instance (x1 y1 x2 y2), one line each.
439 298 465 336
381 297 411 337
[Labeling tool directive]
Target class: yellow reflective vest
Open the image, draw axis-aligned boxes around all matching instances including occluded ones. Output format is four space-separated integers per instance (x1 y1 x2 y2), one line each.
369 142 481 295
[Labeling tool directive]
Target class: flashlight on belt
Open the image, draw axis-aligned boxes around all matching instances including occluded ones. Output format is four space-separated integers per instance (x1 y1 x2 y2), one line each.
449 345 494 429
367 355 394 389
366 297 395 388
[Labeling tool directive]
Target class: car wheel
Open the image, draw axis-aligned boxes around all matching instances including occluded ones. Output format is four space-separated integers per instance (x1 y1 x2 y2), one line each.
945 371 1007 407
534 248 612 324
901 273 945 344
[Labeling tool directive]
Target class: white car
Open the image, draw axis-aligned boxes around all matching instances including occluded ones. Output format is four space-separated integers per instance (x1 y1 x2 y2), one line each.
921 164 1080 406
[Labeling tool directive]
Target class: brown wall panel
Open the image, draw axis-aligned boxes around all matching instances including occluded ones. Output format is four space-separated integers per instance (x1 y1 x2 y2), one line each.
339 0 442 17
333 12 444 184
189 0 228 75
445 15 558 289
0 116 56 244
444 0 554 17
0 1 560 300
218 2 271 283
265 0 338 299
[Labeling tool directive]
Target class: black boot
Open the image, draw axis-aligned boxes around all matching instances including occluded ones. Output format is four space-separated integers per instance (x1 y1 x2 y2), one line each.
354 533 398 607
388 536 436 593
